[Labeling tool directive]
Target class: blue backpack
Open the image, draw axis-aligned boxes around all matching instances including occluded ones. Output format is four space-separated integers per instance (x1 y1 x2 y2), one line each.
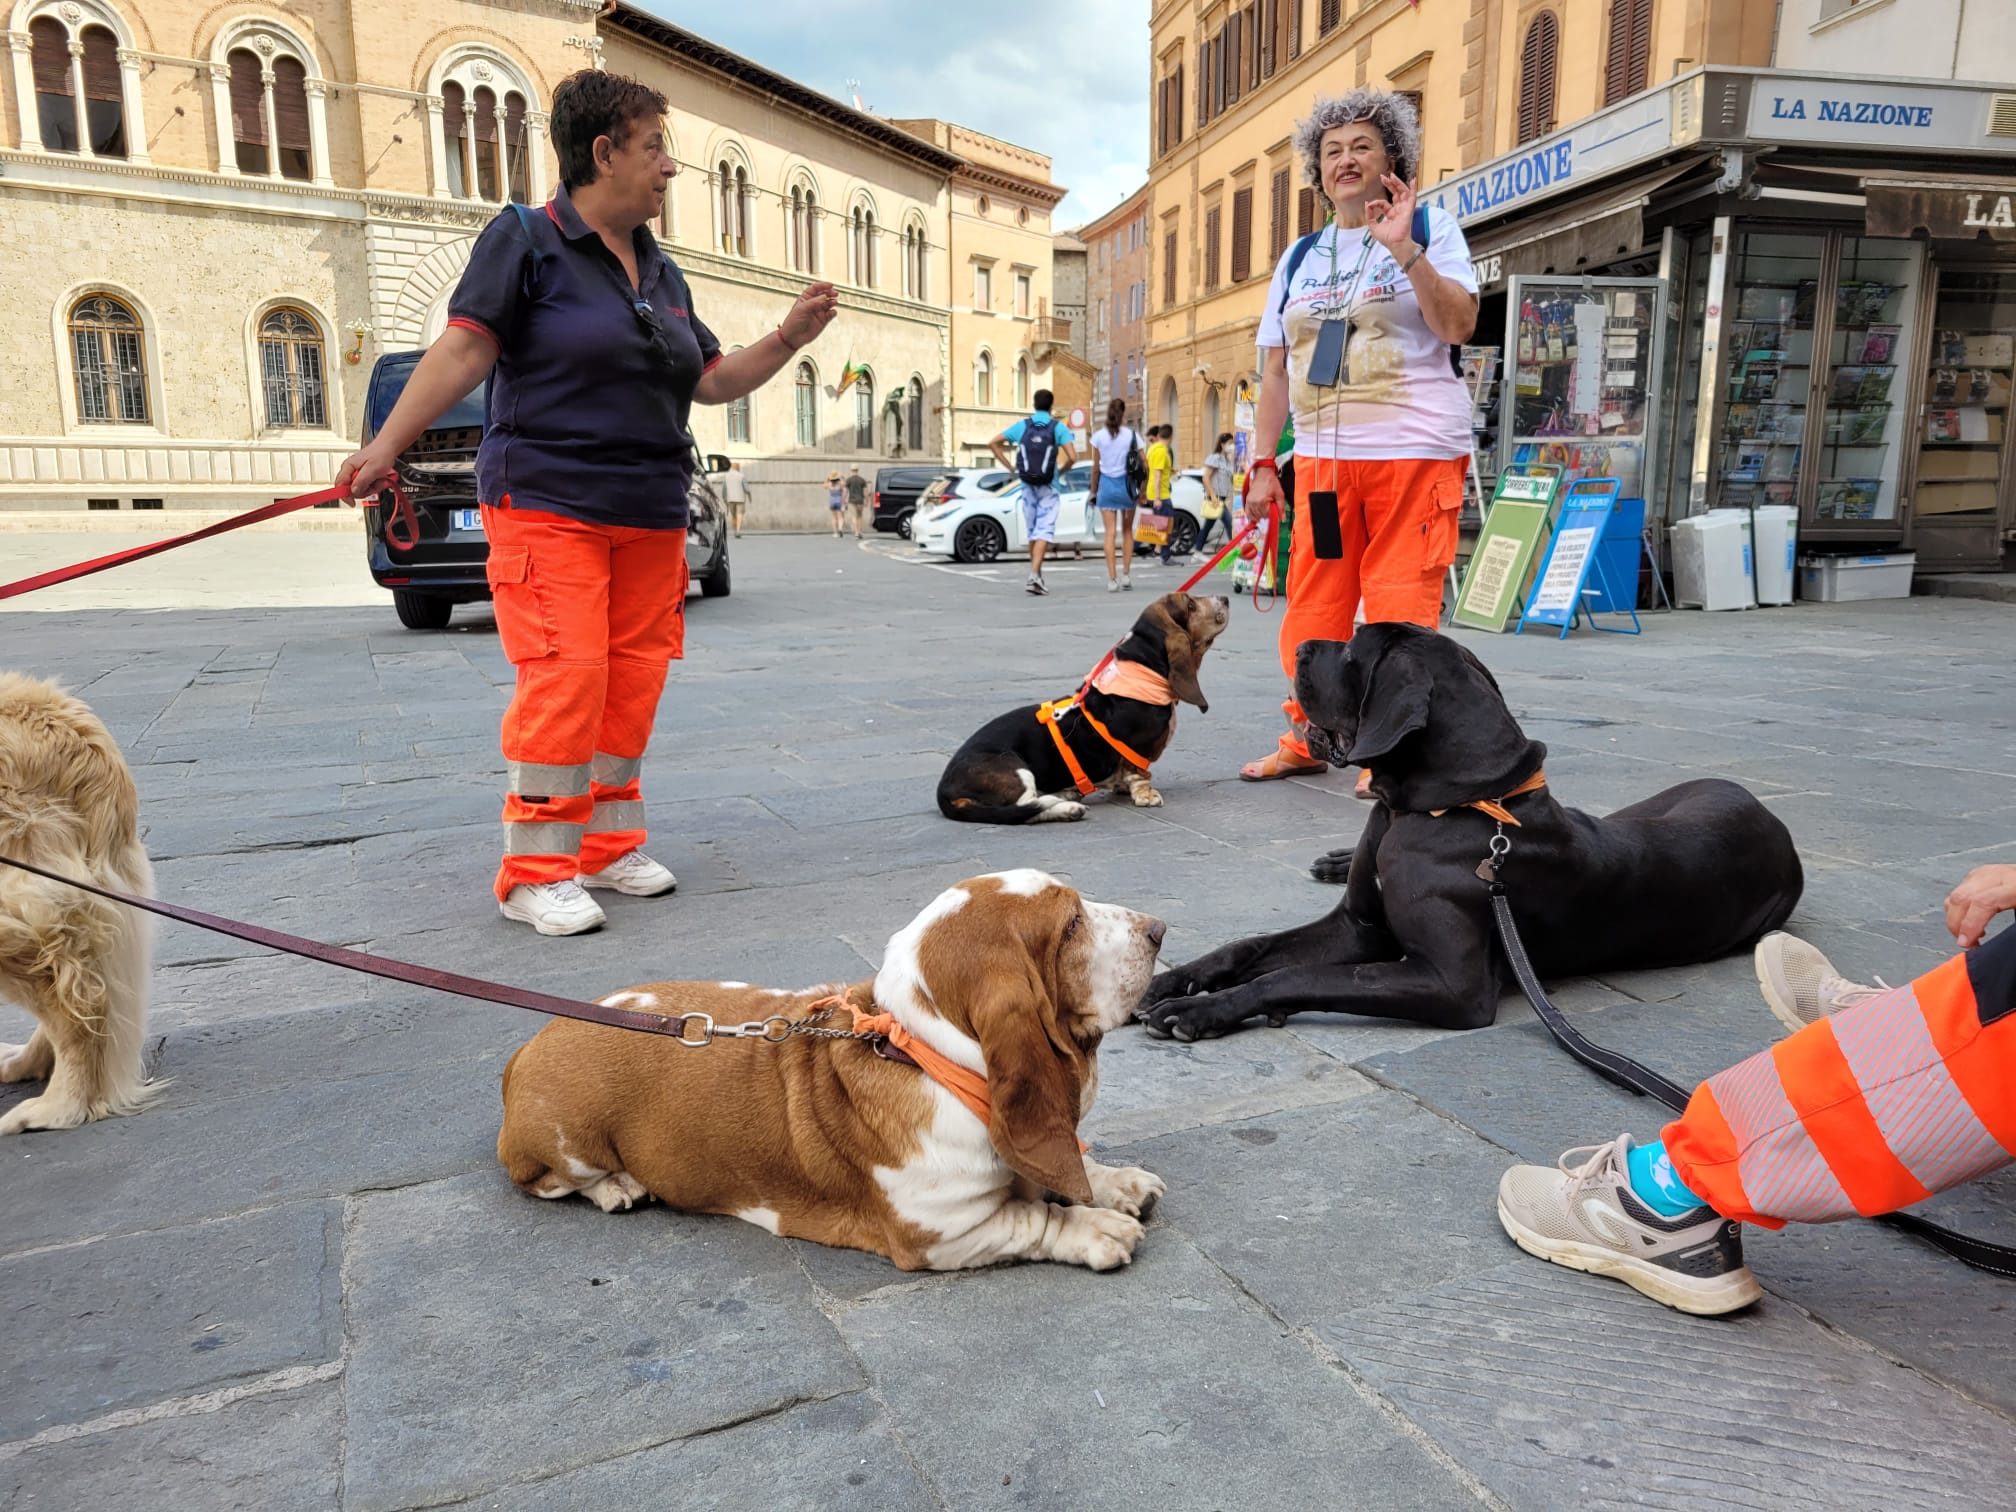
1277 207 1462 376
1015 415 1058 486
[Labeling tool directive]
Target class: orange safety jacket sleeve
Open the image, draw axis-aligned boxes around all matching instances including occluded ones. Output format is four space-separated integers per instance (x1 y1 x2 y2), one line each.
1665 924 2016 1229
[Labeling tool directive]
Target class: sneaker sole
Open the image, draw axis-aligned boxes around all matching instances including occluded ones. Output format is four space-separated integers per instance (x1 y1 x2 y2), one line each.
579 876 678 898
1495 1198 1762 1316
1754 944 1814 1037
498 900 607 936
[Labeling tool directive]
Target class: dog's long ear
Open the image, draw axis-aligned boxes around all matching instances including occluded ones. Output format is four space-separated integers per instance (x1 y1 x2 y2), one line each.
968 960 1093 1205
1347 646 1432 766
1163 620 1206 711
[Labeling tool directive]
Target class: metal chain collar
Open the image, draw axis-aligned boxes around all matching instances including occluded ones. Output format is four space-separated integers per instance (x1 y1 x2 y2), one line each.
663 1001 883 1049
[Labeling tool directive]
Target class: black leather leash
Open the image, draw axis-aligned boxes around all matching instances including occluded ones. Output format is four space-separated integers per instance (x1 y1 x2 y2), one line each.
1482 832 2016 1279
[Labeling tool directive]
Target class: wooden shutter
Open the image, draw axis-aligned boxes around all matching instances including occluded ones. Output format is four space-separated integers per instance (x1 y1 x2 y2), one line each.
229 49 265 144
1396 90 1423 177
273 57 310 152
1196 39 1209 125
1517 13 1559 144
1605 0 1653 106
30 18 70 94
1290 0 1302 59
1205 206 1222 290
1269 168 1290 260
1164 229 1177 305
1261 0 1278 78
1296 185 1316 237
1231 187 1253 283
472 86 497 146
1320 0 1342 37
1173 63 1183 143
81 27 120 100
1223 16 1238 107
1248 5 1263 89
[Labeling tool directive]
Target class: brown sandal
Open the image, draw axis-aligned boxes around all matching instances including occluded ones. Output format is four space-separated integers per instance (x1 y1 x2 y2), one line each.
1239 748 1329 782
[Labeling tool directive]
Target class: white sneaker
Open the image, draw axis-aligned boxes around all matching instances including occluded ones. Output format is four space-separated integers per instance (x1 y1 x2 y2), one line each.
500 880 607 936
1753 932 1888 1035
579 848 679 897
1121 574 1133 591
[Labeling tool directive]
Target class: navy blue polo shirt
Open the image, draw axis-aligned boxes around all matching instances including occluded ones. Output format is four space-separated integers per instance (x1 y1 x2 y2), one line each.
447 186 721 530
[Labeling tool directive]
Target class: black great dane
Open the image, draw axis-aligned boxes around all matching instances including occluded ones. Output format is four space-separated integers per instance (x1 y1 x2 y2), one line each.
1137 624 1803 1041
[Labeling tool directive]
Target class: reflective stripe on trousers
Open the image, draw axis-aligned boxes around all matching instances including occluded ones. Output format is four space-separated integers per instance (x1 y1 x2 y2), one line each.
1665 926 2016 1228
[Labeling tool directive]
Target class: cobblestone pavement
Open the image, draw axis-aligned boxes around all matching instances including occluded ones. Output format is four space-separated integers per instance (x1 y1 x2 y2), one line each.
3 532 2014 1510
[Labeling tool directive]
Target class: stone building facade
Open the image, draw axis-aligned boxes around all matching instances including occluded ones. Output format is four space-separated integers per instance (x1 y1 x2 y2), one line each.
1143 0 1769 463
891 118 1067 464
1079 184 1150 423
0 0 1059 524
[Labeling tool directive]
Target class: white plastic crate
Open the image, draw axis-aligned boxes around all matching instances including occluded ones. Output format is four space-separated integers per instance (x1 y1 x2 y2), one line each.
1796 552 1915 603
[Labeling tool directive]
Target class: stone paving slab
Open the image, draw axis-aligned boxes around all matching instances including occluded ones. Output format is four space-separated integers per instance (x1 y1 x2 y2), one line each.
834 1235 1480 1511
340 1172 864 1512
0 1202 341 1442
1328 1260 2016 1510
0 1382 344 1512
435 1390 938 1511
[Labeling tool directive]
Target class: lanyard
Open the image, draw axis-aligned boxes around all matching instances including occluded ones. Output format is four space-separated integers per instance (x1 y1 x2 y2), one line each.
1317 225 1379 322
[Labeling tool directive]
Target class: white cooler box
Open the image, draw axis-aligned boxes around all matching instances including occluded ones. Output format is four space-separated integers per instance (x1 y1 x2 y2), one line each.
1797 552 1915 602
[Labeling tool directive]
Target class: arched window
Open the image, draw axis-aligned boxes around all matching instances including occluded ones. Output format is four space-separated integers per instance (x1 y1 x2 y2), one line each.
69 293 148 424
902 219 928 300
907 373 926 452
1203 385 1220 446
429 52 538 203
727 373 752 444
1516 12 1561 145
229 48 267 174
788 181 819 273
794 360 818 447
25 5 136 158
974 349 994 408
851 204 878 287
29 17 78 153
273 57 310 180
1159 375 1179 435
717 158 751 257
1603 0 1654 107
854 369 876 450
258 307 327 429
1015 355 1030 410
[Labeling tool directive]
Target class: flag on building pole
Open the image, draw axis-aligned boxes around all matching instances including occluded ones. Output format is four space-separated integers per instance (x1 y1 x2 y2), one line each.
832 360 868 400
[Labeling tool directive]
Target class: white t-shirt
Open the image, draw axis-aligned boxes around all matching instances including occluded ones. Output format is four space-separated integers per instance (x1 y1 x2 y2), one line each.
1256 205 1478 461
1089 426 1139 478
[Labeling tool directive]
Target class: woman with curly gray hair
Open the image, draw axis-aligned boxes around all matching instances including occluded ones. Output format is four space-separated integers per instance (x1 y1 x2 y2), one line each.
1238 89 1479 788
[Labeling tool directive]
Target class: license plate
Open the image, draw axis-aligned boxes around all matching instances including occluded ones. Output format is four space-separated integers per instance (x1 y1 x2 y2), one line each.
452 508 483 532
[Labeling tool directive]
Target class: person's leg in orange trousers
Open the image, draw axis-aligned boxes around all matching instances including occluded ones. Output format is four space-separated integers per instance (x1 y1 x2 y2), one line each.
1249 456 1466 774
576 526 686 877
484 505 613 901
1497 923 2016 1314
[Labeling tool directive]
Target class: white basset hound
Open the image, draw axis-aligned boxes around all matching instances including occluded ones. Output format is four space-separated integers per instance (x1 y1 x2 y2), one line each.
497 871 1168 1271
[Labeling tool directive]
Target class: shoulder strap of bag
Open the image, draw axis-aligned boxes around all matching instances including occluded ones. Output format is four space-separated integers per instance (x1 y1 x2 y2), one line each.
1274 231 1322 323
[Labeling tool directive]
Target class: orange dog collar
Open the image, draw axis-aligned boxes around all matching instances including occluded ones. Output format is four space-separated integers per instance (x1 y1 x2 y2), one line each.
1430 768 1548 826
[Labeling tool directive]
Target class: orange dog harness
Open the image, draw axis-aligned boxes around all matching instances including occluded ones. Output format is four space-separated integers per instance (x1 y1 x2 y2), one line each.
1037 663 1171 797
1430 769 1548 825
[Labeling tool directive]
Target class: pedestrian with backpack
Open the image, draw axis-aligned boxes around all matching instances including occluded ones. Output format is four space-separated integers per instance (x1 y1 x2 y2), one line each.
1238 89 1479 793
989 387 1078 595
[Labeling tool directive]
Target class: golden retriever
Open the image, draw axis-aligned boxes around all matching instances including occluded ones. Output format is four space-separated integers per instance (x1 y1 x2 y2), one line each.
0 672 159 1134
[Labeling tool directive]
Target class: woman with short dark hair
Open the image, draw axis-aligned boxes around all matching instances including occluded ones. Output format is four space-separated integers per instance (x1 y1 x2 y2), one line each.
337 70 837 936
1239 89 1478 788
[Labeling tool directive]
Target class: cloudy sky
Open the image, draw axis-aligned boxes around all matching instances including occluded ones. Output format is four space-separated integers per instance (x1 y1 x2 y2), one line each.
645 1 1150 227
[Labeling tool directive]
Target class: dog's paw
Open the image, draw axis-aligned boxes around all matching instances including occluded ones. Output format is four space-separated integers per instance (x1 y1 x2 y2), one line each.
583 1172 650 1213
0 1094 87 1137
1309 846 1355 884
1088 1163 1166 1218
1033 799 1088 824
1060 1205 1145 1271
0 1043 38 1084
1136 967 1200 1015
1130 786 1165 808
1138 991 1267 1043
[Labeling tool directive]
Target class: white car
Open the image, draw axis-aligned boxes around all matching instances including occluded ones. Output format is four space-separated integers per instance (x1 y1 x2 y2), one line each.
915 464 1208 564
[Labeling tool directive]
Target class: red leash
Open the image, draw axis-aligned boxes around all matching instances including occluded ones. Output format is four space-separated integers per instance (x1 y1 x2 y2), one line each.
0 483 419 602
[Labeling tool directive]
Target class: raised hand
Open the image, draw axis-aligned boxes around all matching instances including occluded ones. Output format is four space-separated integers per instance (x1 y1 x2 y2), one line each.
782 282 841 350
1364 173 1419 257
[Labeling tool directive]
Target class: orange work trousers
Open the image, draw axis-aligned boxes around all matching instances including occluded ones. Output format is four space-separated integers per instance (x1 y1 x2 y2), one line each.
481 504 687 900
1275 456 1466 755
1666 924 2016 1228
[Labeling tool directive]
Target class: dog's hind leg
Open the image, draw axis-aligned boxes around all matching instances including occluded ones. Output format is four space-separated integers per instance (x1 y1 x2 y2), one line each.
0 1028 54 1084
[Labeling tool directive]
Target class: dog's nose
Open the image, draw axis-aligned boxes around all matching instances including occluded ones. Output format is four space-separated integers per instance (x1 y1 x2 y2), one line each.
1146 918 1167 948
